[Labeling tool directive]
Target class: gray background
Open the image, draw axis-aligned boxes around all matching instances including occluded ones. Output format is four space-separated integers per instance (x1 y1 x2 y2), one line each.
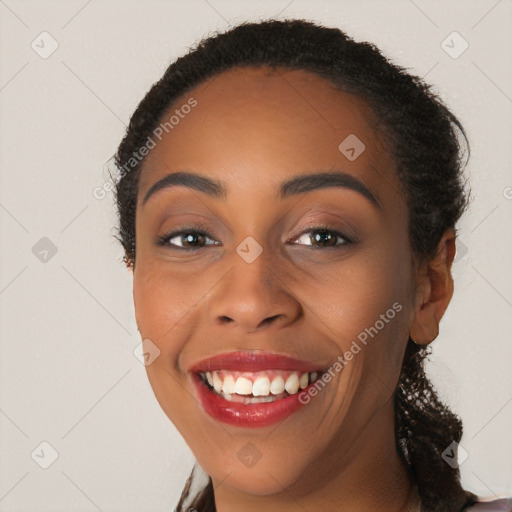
0 0 511 510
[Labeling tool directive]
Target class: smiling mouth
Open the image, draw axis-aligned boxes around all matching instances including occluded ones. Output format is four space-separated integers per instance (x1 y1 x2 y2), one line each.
197 370 322 404
190 351 330 426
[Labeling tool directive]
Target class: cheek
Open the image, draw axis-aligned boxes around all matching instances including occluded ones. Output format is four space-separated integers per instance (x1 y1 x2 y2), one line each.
132 263 205 429
133 256 232 369
345 253 412 396
133 261 193 359
295 244 411 342
307 238 413 391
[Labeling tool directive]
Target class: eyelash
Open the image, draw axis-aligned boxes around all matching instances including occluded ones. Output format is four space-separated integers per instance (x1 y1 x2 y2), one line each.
157 223 355 251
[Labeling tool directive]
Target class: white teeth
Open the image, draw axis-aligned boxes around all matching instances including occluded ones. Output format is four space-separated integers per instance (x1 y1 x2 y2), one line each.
203 370 321 399
270 375 285 395
284 373 300 394
212 371 223 393
222 374 236 394
252 376 271 396
234 377 253 395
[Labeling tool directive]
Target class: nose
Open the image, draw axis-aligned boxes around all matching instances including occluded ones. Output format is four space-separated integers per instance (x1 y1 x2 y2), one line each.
207 255 303 333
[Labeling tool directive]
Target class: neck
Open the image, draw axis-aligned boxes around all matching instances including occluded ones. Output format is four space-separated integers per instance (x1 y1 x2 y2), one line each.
213 401 418 512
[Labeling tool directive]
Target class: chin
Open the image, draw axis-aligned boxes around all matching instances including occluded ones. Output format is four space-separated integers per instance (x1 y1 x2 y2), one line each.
205 455 309 497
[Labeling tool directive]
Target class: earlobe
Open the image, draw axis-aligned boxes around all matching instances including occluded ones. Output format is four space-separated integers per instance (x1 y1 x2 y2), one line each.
409 228 456 346
410 302 440 345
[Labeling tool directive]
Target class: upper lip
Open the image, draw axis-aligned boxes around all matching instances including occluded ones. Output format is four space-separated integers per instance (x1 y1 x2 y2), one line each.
189 351 326 373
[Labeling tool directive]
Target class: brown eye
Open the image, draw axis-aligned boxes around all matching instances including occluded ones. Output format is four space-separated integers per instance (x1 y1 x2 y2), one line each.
176 232 208 248
310 230 337 247
291 228 352 248
158 228 219 250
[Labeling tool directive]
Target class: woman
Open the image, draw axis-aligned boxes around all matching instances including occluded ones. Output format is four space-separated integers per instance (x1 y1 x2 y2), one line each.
113 19 511 512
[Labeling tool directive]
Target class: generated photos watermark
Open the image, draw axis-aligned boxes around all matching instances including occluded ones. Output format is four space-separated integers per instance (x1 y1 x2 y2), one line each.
93 97 197 200
298 301 403 404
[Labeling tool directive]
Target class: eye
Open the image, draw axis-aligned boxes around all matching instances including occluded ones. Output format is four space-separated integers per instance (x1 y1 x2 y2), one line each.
157 225 354 251
289 226 353 248
157 227 220 251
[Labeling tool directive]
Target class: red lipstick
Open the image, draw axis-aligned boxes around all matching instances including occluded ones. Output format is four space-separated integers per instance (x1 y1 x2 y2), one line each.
190 351 326 428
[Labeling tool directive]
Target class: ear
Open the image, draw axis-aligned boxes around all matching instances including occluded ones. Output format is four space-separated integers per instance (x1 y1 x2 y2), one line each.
409 228 457 345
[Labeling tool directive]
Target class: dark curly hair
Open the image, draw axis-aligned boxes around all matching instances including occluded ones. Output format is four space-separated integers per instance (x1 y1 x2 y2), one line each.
114 19 476 512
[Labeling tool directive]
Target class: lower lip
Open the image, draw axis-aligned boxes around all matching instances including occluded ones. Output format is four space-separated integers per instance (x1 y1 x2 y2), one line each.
192 373 311 427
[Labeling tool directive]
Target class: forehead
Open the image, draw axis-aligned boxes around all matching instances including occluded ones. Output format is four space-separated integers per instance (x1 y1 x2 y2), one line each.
138 66 401 204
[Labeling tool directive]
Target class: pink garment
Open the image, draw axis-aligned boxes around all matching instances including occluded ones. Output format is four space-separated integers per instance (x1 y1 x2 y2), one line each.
465 498 512 511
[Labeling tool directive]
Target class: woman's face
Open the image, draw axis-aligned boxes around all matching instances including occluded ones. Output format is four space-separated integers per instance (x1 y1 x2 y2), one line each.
133 67 417 496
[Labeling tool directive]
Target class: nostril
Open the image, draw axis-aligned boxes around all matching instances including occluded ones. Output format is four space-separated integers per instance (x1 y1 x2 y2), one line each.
260 315 281 327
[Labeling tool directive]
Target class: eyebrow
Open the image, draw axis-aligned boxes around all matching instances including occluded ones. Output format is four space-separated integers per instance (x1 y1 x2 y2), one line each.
142 171 226 204
142 170 380 209
280 171 380 208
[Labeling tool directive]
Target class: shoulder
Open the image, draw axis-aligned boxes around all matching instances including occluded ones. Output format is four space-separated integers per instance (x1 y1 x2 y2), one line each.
465 497 512 511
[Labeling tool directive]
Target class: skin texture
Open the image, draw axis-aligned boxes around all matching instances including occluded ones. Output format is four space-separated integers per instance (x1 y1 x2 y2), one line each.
131 67 456 512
